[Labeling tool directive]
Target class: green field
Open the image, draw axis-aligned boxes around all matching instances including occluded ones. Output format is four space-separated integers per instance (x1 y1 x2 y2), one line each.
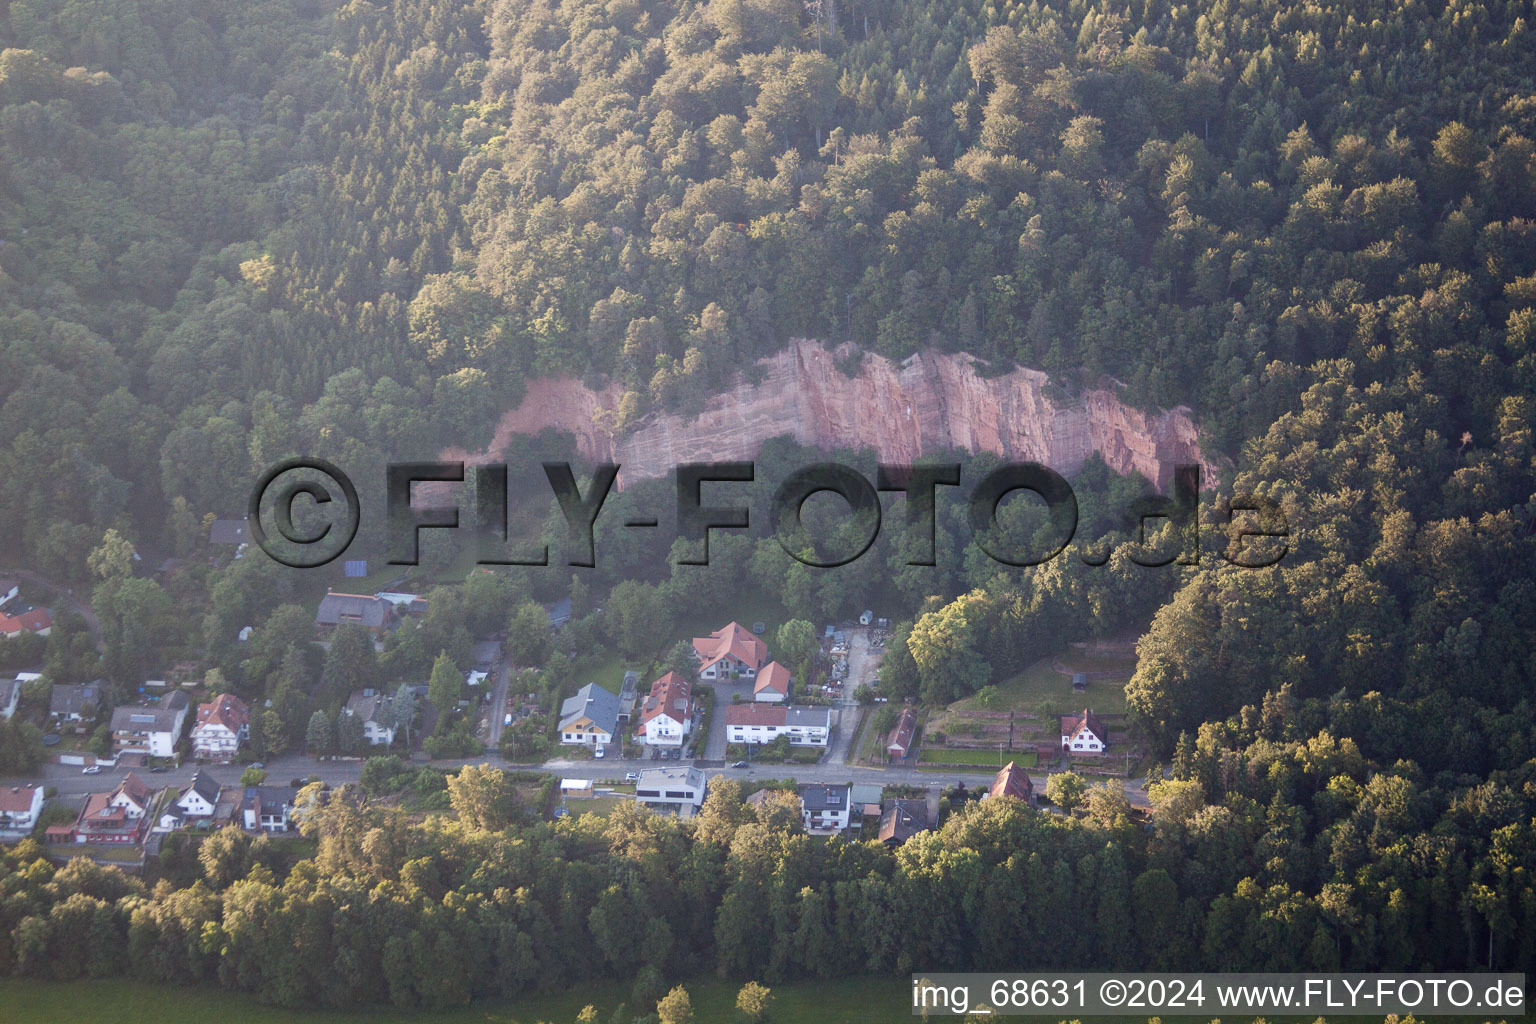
918 747 1038 768
950 657 1129 717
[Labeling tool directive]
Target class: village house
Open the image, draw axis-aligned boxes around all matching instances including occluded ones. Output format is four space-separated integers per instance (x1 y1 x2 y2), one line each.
49 682 102 723
158 770 223 830
753 661 792 702
343 690 397 746
691 621 768 681
635 672 694 747
0 607 51 637
111 691 189 758
987 761 1035 804
0 785 43 834
0 677 19 720
0 578 18 607
242 785 300 832
191 693 250 761
1061 708 1108 753
634 766 707 815
207 518 249 546
314 592 391 634
799 783 851 832
723 703 831 747
877 799 931 846
559 682 619 748
74 773 154 844
886 707 917 760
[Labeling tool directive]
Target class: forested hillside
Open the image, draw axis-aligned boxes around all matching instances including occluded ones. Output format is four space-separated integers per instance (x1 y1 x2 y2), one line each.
1 0 1535 1008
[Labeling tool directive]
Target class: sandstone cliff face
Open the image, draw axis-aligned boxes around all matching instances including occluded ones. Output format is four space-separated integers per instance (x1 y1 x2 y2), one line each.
459 340 1217 493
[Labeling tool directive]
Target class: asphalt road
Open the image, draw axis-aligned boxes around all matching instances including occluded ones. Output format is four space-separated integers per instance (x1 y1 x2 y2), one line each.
17 749 1149 807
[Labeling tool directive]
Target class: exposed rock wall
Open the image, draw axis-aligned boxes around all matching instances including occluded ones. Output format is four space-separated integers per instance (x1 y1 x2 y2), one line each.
456 340 1217 492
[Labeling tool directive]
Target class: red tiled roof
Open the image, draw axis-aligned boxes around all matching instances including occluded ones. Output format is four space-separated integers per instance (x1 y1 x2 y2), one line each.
691 622 768 672
1060 708 1107 743
196 693 249 734
114 772 151 808
754 661 791 696
0 785 39 812
989 762 1034 801
724 703 788 727
886 708 917 754
637 672 693 728
0 608 51 635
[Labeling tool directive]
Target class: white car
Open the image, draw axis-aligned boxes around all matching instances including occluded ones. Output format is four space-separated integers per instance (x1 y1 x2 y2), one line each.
624 772 638 782
593 746 606 759
81 765 102 774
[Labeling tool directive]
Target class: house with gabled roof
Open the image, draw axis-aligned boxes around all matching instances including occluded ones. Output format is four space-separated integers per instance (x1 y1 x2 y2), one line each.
50 682 102 722
242 785 299 832
1060 708 1108 753
159 770 223 829
315 592 390 633
559 682 619 748
75 773 154 844
691 622 768 681
636 672 694 747
877 799 931 845
0 678 19 720
799 782 851 832
0 607 51 637
0 785 43 834
886 707 917 760
987 761 1035 803
723 703 831 746
192 693 249 761
753 661 792 702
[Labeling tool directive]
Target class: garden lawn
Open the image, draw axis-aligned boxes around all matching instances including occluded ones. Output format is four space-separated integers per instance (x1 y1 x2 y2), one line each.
950 657 1129 717
918 747 1038 768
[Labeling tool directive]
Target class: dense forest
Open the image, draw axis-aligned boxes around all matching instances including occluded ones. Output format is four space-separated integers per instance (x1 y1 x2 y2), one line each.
1 0 1535 1012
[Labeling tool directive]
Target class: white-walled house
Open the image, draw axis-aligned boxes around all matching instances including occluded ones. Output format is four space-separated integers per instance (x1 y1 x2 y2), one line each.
0 785 43 832
111 691 189 758
635 672 694 747
753 661 792 702
242 785 298 832
724 703 831 746
344 690 397 747
0 678 19 720
1061 709 1108 753
799 783 850 831
634 766 707 814
691 622 768 681
191 693 250 761
158 771 223 829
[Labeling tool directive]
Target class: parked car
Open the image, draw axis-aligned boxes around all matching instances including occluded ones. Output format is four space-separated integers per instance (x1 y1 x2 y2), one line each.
593 746 606 759
81 765 102 774
150 765 168 773
731 761 748 769
248 761 265 769
624 772 638 782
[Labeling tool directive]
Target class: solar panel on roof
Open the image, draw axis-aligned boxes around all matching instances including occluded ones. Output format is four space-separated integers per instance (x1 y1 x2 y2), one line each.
344 560 367 577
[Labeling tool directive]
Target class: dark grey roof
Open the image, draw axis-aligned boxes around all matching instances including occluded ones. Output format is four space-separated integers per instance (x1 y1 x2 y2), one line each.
208 519 249 545
558 682 619 735
799 783 849 812
784 705 831 729
315 593 388 628
185 770 220 806
243 785 298 816
50 683 101 717
877 799 930 843
0 678 19 709
162 690 189 711
111 701 184 734
344 690 387 724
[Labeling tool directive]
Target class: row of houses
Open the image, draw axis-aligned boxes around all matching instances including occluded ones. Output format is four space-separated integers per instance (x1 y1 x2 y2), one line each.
35 771 305 845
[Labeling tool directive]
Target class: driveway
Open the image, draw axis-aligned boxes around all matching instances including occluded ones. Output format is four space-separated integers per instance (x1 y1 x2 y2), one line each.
824 630 881 764
702 675 755 760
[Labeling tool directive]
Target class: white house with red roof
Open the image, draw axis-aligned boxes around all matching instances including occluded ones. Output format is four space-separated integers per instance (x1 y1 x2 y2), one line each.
1061 708 1108 753
0 607 51 637
753 661 792 702
691 622 768 681
636 671 695 747
74 773 154 844
192 693 250 762
0 784 43 833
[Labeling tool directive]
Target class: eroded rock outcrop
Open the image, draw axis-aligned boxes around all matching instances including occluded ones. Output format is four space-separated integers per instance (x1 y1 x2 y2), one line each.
457 340 1217 492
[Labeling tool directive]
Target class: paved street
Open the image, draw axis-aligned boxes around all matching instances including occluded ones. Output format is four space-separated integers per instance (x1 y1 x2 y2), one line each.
17 748 1149 807
702 673 755 761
